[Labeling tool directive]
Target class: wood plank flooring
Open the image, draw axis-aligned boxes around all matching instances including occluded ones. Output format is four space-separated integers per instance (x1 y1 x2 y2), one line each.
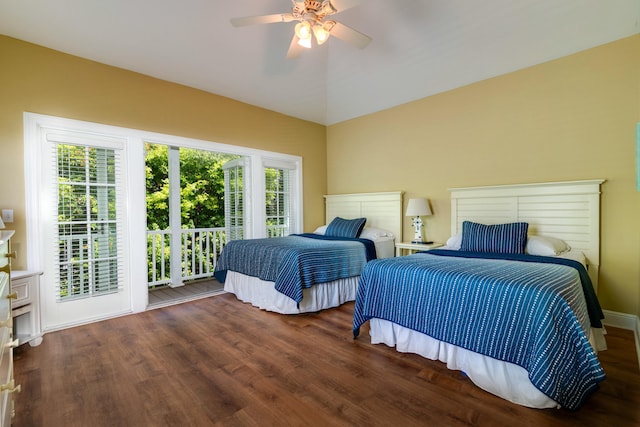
12 294 640 426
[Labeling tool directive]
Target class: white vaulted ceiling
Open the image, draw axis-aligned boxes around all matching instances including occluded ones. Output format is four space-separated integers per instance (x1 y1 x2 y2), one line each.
1 0 639 125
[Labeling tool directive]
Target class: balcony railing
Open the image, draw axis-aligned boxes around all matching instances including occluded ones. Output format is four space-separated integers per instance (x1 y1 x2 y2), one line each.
267 223 288 238
147 227 226 288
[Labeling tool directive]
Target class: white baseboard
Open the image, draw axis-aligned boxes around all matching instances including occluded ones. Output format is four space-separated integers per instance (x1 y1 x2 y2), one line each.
602 309 640 370
603 309 638 330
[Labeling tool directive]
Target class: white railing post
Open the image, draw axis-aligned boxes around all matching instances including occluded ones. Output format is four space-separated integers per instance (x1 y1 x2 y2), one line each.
168 147 184 288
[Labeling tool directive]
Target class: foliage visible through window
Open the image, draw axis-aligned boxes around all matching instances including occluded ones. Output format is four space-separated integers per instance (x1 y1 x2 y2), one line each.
145 144 239 230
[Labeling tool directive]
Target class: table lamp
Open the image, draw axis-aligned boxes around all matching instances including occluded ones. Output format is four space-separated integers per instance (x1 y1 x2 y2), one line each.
405 198 432 244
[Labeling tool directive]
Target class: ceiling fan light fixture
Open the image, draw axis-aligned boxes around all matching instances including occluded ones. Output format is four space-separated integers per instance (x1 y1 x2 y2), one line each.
312 24 330 45
294 20 312 40
231 2 372 58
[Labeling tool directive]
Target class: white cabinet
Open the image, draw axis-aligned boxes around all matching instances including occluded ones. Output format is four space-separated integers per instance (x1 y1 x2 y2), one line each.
11 271 43 347
0 231 19 426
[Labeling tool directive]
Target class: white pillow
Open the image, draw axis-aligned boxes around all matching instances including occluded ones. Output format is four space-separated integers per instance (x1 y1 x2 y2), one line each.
525 235 570 256
360 227 394 241
313 225 394 241
445 233 462 250
313 225 328 235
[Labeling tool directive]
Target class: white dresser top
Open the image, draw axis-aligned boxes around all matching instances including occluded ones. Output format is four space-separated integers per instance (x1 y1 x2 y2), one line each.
0 230 15 245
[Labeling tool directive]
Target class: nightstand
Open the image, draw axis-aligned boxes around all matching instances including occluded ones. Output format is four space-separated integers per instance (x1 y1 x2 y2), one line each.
11 270 43 347
395 242 443 257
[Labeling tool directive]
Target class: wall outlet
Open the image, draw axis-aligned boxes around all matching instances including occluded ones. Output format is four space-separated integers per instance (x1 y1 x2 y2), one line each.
1 209 14 223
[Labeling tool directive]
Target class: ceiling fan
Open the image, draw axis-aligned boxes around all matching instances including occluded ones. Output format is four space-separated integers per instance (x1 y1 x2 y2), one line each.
230 0 371 59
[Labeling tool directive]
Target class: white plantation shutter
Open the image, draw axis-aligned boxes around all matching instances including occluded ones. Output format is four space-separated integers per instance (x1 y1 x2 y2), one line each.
46 131 125 301
264 164 294 237
223 158 246 241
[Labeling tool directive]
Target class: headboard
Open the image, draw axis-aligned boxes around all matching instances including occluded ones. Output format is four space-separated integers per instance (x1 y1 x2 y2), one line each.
449 180 605 291
324 192 403 241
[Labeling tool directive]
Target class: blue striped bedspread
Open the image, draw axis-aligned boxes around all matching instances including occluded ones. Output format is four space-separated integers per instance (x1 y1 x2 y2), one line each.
352 251 606 410
214 234 375 304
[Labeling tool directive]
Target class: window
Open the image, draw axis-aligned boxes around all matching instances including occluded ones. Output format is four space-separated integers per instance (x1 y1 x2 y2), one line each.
265 166 293 237
50 133 125 300
224 158 300 240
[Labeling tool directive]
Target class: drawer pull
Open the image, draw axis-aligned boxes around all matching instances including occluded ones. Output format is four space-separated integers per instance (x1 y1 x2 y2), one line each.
0 380 21 394
4 252 16 259
5 339 18 349
0 318 12 328
6 292 17 300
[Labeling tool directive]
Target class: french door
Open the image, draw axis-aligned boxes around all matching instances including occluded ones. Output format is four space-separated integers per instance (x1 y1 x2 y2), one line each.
38 128 132 330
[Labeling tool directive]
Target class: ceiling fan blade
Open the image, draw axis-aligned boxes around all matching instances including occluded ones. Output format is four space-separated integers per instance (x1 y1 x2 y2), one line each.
230 13 295 27
329 0 364 13
286 35 303 59
329 21 371 49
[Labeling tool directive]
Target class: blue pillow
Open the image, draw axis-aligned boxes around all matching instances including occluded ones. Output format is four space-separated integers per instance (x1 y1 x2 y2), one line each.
325 217 367 238
460 221 529 254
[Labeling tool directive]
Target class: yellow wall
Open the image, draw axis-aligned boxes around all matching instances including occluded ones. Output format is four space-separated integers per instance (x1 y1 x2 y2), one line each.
328 35 640 317
0 36 327 270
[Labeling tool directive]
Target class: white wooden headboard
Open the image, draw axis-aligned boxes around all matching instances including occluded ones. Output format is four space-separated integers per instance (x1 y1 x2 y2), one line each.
324 192 403 241
449 180 605 290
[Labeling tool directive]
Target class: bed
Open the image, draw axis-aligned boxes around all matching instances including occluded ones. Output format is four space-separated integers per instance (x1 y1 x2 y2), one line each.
352 180 607 410
216 192 403 314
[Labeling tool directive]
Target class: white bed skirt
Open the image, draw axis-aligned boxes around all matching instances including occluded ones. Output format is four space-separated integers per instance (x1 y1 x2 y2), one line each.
224 271 358 314
369 318 558 408
368 319 606 409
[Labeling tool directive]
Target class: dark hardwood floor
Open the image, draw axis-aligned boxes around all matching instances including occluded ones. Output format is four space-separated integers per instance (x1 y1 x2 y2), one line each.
12 293 640 427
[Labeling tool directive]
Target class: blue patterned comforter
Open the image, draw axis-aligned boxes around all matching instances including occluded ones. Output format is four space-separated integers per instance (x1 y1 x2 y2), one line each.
352 250 605 410
214 234 375 304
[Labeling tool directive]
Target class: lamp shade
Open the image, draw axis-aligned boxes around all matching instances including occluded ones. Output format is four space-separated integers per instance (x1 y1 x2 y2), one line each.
0 217 4 229
405 198 432 217
312 24 330 45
